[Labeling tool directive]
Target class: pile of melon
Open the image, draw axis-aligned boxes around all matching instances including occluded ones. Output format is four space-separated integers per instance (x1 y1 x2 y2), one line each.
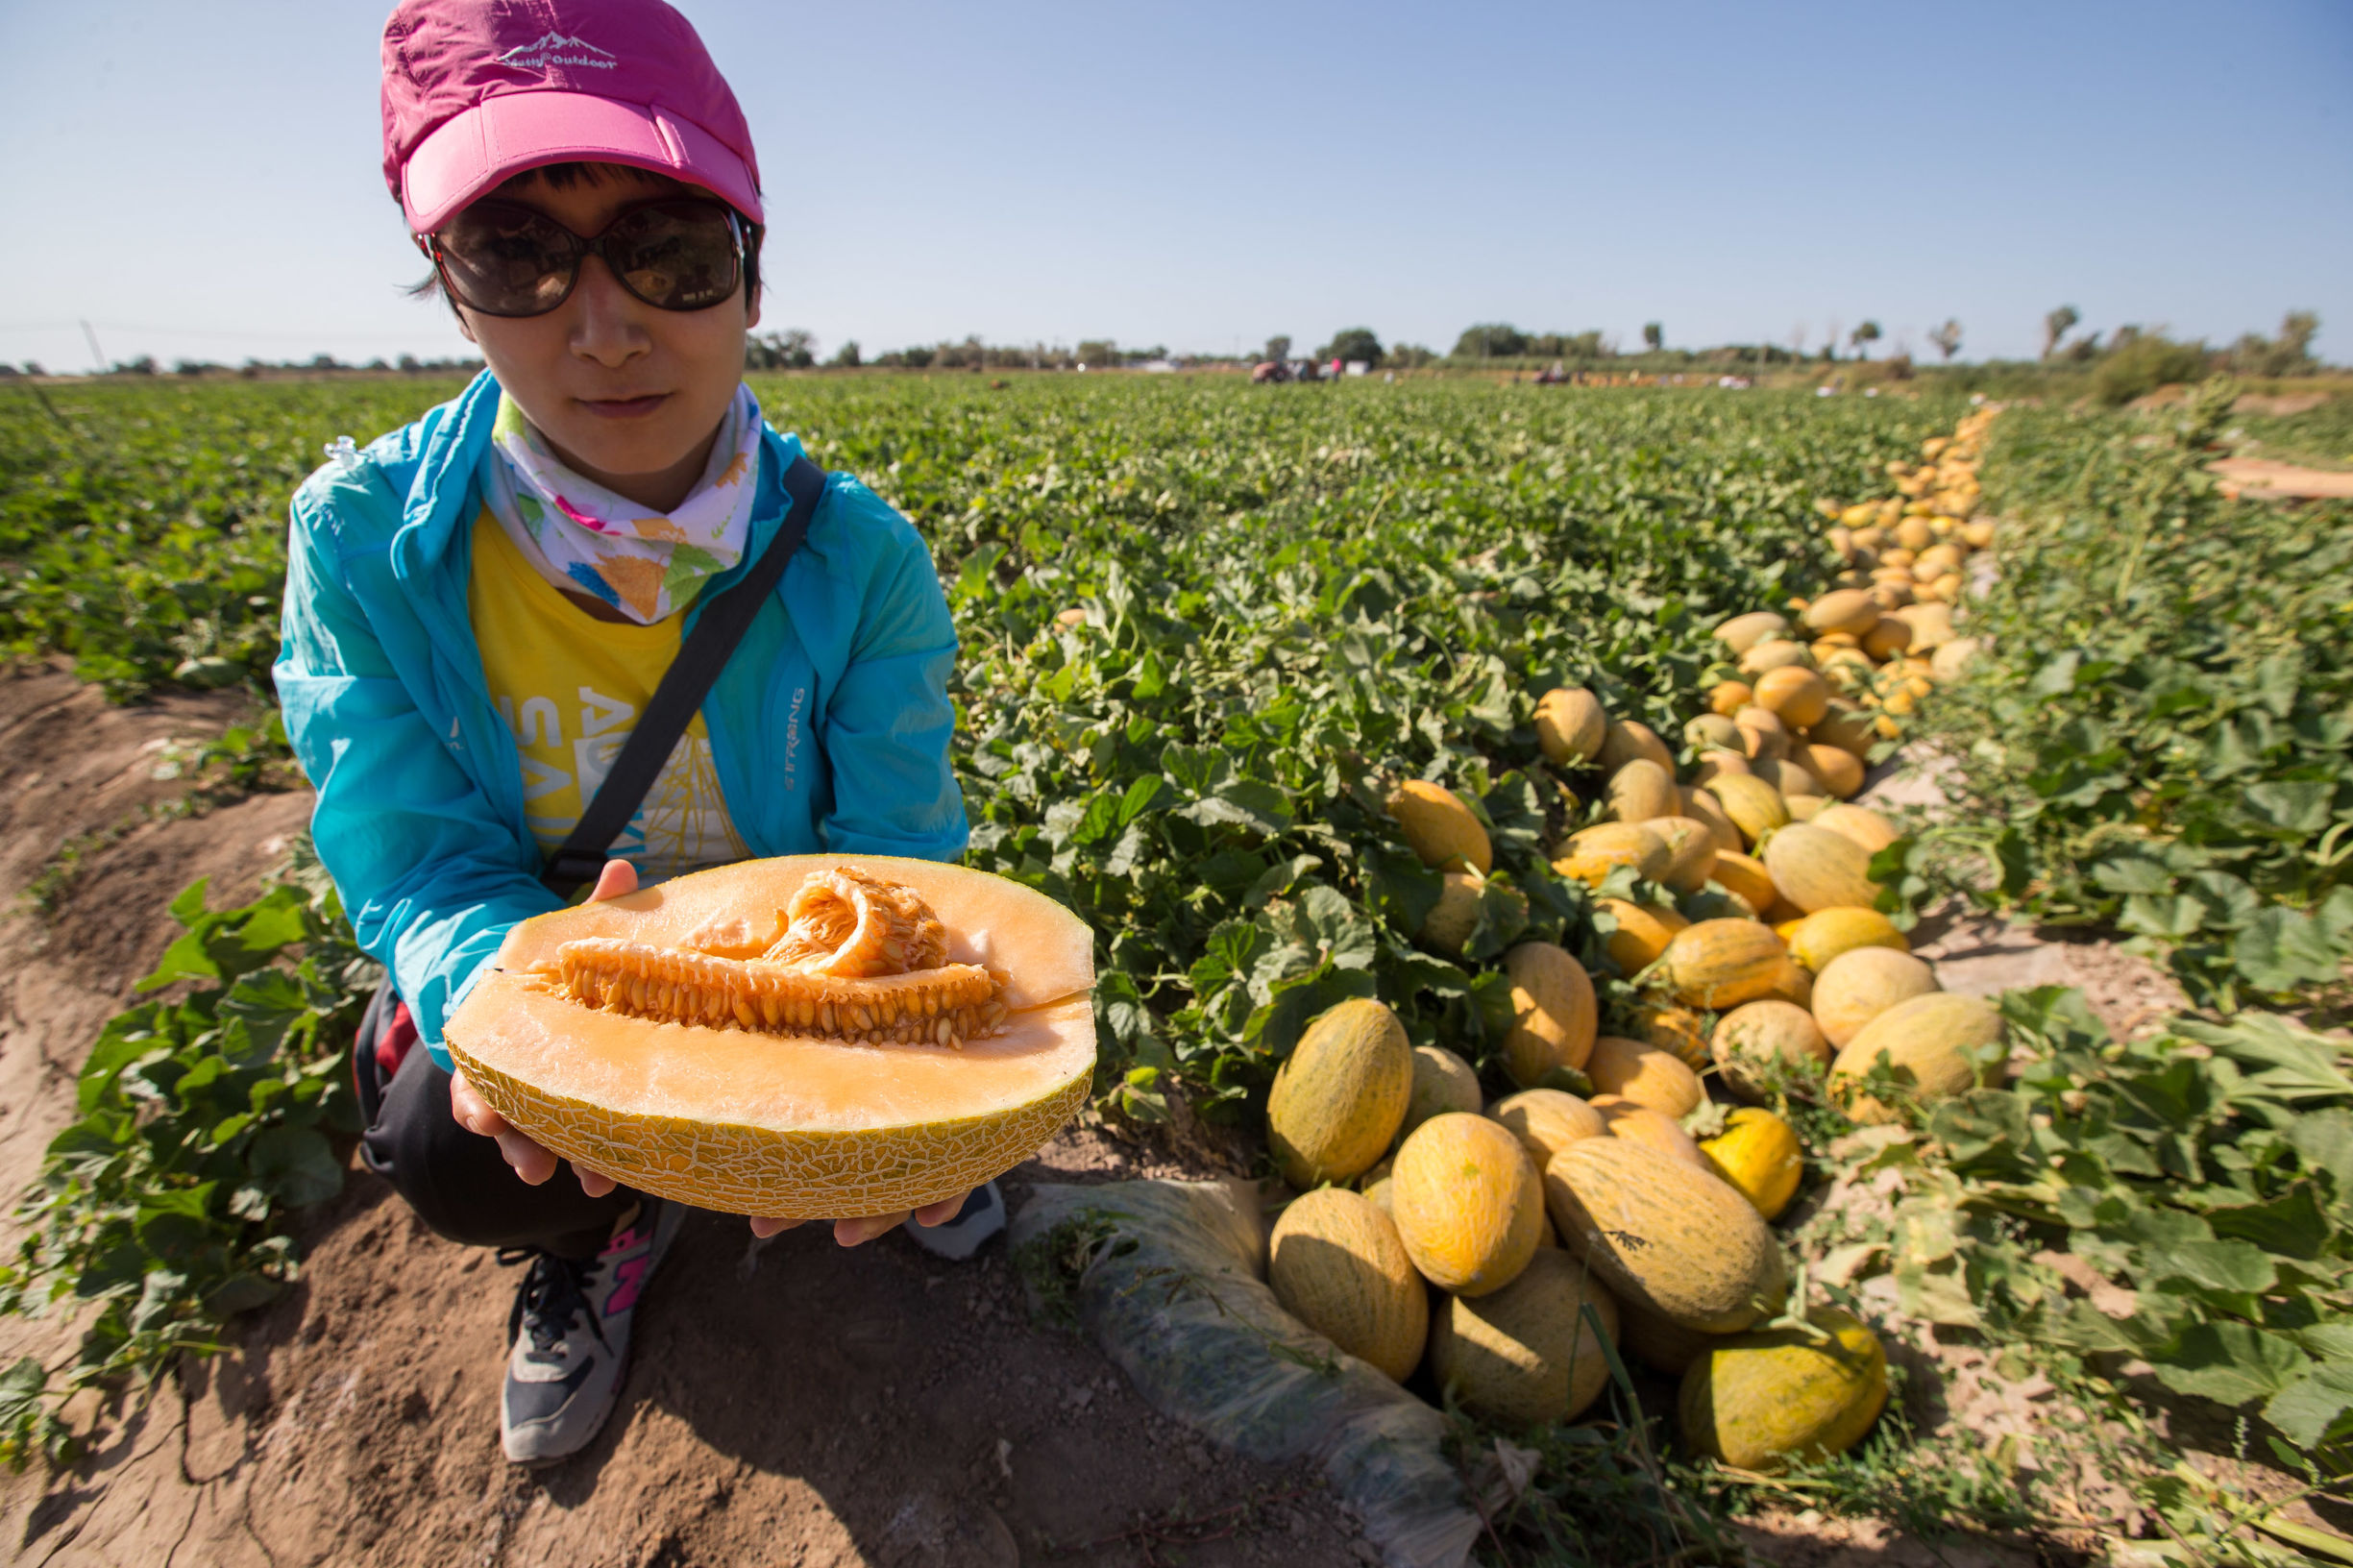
1257 408 2009 1466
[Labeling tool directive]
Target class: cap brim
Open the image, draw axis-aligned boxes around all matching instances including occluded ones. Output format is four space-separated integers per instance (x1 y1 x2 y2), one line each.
402 88 763 233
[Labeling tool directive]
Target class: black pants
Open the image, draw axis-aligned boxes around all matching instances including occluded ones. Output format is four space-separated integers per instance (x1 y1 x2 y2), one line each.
355 992 637 1261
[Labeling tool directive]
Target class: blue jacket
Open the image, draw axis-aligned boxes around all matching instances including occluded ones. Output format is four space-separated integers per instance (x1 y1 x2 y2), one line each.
276 371 968 1070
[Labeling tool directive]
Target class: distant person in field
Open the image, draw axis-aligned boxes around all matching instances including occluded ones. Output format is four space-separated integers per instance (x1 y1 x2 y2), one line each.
277 0 993 1466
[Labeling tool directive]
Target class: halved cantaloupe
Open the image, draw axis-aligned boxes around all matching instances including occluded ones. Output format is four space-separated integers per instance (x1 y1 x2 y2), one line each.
445 855 1096 1217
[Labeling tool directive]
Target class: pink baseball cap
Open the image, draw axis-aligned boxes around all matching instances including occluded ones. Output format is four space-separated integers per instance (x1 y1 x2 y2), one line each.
381 0 764 235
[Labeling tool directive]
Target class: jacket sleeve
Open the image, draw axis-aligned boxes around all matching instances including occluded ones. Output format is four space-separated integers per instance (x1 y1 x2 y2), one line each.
816 484 969 863
276 478 561 1070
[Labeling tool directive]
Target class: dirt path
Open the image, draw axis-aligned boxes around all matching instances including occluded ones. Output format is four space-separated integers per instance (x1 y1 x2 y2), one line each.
0 667 1372 1568
2208 455 2353 501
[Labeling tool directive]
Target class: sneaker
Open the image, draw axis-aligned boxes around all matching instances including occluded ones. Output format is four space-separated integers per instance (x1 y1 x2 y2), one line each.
500 1196 685 1465
903 1180 1005 1262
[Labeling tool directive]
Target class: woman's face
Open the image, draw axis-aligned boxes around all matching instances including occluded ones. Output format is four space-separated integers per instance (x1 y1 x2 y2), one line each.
448 168 759 511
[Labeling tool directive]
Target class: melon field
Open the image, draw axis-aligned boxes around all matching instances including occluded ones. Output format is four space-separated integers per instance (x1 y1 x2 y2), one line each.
0 371 2346 1566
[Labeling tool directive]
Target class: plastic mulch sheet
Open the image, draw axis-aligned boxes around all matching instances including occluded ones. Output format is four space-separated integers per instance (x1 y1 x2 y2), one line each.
1009 1178 1481 1568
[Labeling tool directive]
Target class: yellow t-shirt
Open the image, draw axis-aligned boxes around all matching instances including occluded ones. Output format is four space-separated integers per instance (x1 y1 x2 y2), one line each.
468 510 748 883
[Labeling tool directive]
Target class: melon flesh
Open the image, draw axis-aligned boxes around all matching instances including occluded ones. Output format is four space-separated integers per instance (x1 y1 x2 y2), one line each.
447 855 1096 1216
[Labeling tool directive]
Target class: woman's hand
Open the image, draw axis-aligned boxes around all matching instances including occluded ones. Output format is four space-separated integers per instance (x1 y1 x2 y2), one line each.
749 1190 973 1247
449 858 645 1199
453 858 973 1244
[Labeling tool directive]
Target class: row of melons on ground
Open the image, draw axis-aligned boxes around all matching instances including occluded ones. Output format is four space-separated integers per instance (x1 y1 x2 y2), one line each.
1253 408 2003 1473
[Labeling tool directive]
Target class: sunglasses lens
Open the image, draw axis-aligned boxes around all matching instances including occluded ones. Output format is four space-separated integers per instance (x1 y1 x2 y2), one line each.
606 202 742 311
435 205 576 316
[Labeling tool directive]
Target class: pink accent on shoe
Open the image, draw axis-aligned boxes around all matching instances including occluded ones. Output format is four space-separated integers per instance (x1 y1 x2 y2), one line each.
605 1255 650 1316
601 1221 643 1257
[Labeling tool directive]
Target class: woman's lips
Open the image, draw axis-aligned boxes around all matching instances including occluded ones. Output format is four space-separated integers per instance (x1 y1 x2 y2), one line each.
578 394 670 420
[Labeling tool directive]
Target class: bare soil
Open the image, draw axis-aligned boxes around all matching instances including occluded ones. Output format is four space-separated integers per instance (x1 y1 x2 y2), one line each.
2207 456 2353 500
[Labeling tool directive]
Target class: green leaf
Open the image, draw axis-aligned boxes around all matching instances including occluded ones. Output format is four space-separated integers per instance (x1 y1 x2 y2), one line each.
2261 1360 2353 1450
2232 906 2342 992
2206 1186 2333 1262
247 1126 342 1209
2151 1322 2307 1405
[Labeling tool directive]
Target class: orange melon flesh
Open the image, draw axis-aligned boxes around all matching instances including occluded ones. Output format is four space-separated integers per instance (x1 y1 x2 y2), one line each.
446 856 1096 1217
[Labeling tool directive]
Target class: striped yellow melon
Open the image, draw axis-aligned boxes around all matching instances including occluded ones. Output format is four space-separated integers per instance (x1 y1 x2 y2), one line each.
1807 704 1877 759
1429 1247 1621 1425
1710 1000 1829 1102
1653 919 1790 1010
1487 1088 1607 1167
1626 1001 1711 1070
1648 817 1719 895
1388 779 1491 874
1787 907 1909 973
1552 822 1671 888
1267 1188 1429 1382
1598 899 1688 977
445 855 1095 1217
1679 1309 1888 1472
1703 773 1790 847
1752 666 1832 731
1415 870 1483 958
1680 787 1746 856
1588 1094 1710 1172
1583 1036 1703 1118
1708 849 1777 913
1734 705 1790 761
1810 947 1938 1048
1403 1043 1483 1136
1761 823 1881 914
1599 717 1675 774
1712 610 1789 654
1267 998 1413 1188
1829 992 2005 1123
1544 1139 1787 1333
1608 759 1679 824
1502 942 1598 1087
1709 679 1753 716
1698 1107 1803 1220
1802 589 1881 638
1389 1113 1545 1297
1686 713 1743 752
1799 743 1865 799
1533 686 1608 766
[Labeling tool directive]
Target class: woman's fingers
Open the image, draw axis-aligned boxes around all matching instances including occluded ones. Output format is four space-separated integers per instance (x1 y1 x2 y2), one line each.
834 1213 910 1247
448 1069 510 1138
590 858 640 902
749 1216 804 1239
576 1167 618 1198
493 1125 559 1186
913 1191 970 1228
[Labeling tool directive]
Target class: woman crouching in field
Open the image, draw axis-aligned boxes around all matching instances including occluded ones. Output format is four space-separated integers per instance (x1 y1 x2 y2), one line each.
276 0 996 1465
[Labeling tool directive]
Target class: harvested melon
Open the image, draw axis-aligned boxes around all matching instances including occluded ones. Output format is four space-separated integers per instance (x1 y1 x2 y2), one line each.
1598 898 1688 976
1653 919 1791 1010
1268 1188 1429 1382
1267 998 1414 1187
1608 759 1679 824
1799 744 1865 799
1708 850 1777 914
1679 1309 1888 1472
1787 907 1909 973
1810 947 1938 1048
1647 817 1719 895
1698 1107 1803 1220
1429 1248 1621 1426
1708 680 1753 717
1388 780 1492 874
1733 706 1790 761
1762 823 1882 914
1487 1088 1606 1167
1686 713 1743 752
1598 717 1675 774
1829 992 2005 1122
1583 1036 1703 1118
1712 611 1788 655
446 856 1096 1217
1680 788 1746 855
1588 1094 1709 1171
1553 822 1670 888
1626 1001 1711 1071
1389 1113 1545 1297
1502 943 1599 1086
1802 589 1881 638
1534 686 1608 766
1416 870 1483 958
1710 1000 1829 1102
1544 1139 1787 1333
1752 667 1832 731
1703 774 1790 847
1404 1044 1483 1136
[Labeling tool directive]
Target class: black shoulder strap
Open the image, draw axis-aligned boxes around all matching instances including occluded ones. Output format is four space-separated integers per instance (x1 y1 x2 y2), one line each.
540 452 827 897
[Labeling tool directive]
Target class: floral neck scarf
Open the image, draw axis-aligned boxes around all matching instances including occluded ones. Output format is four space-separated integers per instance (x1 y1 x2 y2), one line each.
479 384 764 624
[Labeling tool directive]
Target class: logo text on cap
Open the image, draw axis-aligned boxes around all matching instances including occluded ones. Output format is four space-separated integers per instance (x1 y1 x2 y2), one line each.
496 33 618 72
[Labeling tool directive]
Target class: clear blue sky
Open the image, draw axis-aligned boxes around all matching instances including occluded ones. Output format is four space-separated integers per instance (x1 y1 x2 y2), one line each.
2 0 2347 371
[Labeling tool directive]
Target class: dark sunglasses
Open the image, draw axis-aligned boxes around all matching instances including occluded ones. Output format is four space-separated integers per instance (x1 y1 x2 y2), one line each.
420 196 753 318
